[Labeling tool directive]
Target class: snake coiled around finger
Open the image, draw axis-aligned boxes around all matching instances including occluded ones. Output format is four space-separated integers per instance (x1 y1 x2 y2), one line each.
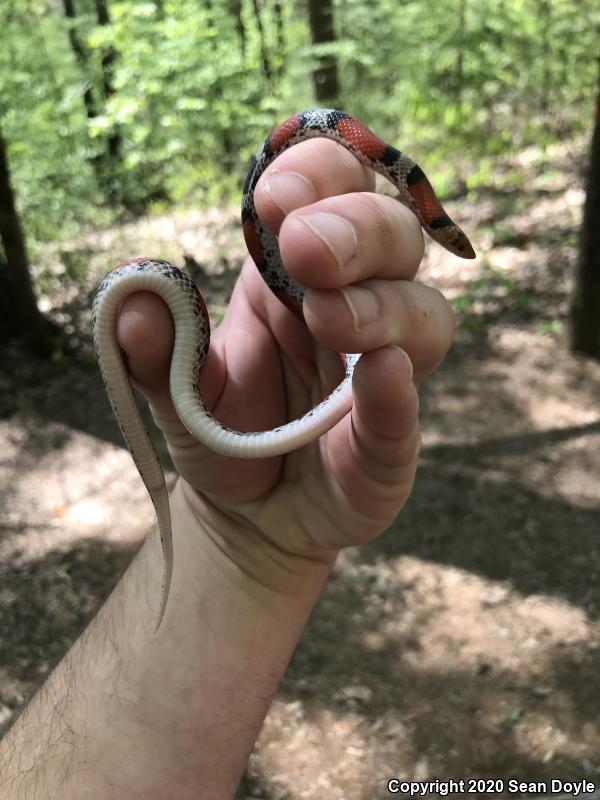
93 108 476 627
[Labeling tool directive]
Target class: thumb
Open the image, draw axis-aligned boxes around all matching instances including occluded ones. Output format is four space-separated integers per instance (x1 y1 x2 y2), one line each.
116 291 191 443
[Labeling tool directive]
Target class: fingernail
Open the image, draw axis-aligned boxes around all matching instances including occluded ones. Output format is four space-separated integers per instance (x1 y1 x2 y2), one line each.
340 287 378 332
263 172 317 214
298 212 358 269
390 345 414 383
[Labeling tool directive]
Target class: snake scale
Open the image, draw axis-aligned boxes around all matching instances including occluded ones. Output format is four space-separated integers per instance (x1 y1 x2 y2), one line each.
93 109 476 627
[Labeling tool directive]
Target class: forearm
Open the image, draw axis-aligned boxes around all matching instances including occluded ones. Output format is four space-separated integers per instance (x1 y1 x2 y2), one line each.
0 479 334 800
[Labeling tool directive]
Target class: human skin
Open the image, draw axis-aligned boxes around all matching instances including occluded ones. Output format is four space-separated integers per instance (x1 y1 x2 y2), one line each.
0 137 456 799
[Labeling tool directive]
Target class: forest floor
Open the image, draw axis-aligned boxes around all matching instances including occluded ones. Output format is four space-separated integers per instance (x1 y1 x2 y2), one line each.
1 134 600 800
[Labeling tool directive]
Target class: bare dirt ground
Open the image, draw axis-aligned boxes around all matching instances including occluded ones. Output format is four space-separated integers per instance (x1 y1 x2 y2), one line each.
1 136 599 799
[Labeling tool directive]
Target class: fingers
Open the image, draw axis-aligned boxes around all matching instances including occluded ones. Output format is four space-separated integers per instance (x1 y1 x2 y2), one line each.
325 346 421 532
304 280 455 384
115 286 284 498
280 193 425 287
252 137 454 385
254 138 376 233
253 138 424 287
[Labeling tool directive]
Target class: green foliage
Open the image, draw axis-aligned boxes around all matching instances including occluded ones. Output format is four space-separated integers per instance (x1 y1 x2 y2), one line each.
0 0 598 250
0 2 102 240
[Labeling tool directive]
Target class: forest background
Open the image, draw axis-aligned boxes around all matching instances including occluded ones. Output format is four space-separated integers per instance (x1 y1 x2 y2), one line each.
1 1 600 798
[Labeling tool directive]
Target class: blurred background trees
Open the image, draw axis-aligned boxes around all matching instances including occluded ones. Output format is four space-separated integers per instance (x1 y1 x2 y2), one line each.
0 0 599 353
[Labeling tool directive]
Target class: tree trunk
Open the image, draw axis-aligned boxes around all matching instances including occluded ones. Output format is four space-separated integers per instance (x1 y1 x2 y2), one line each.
61 0 107 184
94 0 122 187
203 0 218 53
455 0 466 108
0 127 52 355
61 0 98 122
228 0 246 57
62 0 121 201
251 0 272 81
570 61 600 358
538 0 551 116
307 0 339 104
273 0 285 78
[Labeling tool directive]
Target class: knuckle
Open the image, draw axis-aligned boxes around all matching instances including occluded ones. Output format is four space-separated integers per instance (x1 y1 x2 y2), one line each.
354 193 424 263
354 192 395 248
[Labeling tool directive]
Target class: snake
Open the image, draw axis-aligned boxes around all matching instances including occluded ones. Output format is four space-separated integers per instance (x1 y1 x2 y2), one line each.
92 109 476 628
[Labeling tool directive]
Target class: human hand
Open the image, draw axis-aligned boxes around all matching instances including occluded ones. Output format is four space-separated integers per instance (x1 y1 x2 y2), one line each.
116 136 455 578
